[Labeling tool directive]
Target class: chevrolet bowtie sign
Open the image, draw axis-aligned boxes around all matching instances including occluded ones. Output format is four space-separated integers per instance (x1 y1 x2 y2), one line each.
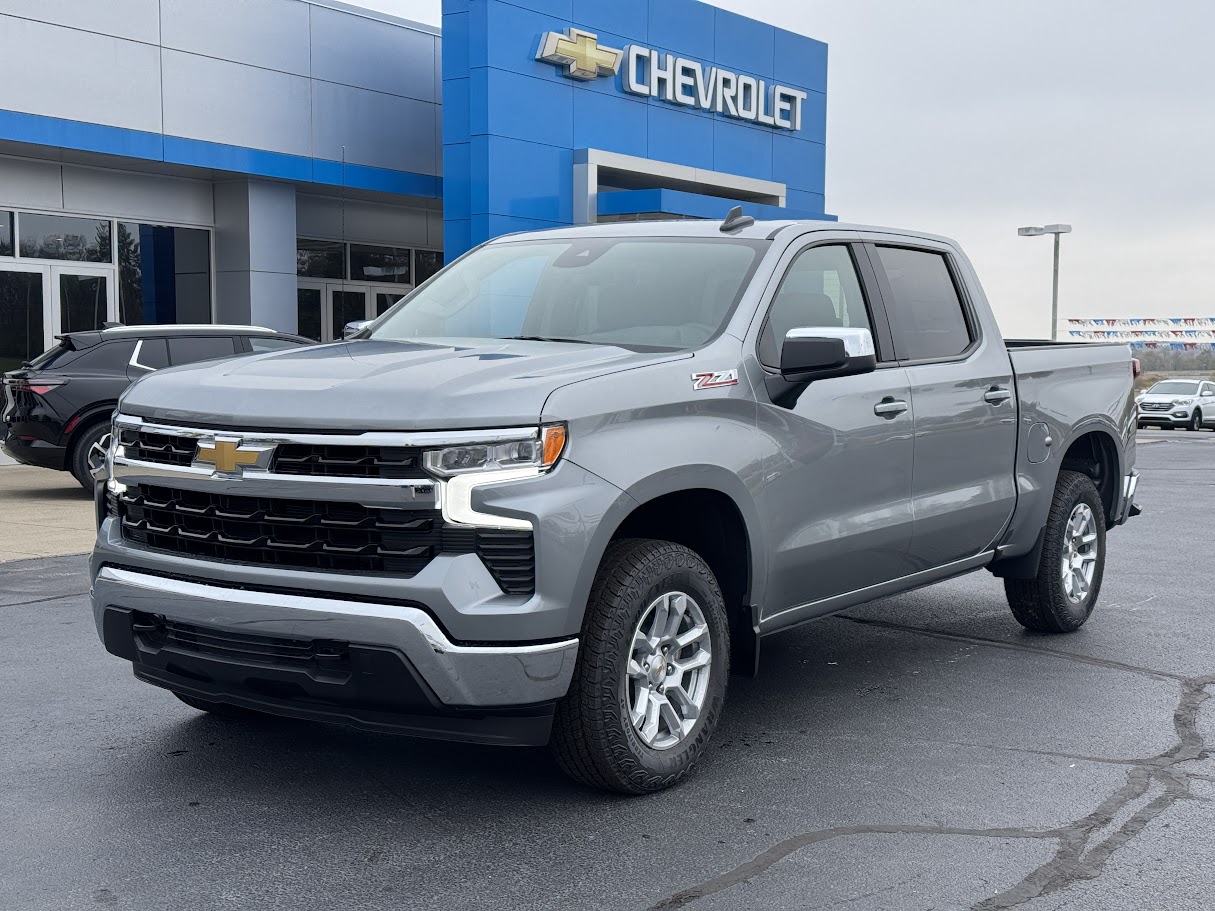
536 28 809 132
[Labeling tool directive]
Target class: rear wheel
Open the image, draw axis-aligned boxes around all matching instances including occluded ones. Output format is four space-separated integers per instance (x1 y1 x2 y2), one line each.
550 539 729 794
1004 470 1106 633
68 420 110 490
173 691 265 719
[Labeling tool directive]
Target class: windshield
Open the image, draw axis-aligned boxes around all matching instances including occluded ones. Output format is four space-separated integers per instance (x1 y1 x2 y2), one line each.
368 237 767 351
1148 381 1199 395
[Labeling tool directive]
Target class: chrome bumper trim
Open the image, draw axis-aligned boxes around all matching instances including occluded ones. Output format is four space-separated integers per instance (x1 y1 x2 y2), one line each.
93 567 578 707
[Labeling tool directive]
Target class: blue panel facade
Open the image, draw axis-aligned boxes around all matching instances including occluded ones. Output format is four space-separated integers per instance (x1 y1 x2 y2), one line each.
442 0 829 257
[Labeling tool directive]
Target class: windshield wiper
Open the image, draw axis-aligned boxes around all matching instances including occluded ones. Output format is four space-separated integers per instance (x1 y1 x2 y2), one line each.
505 335 601 345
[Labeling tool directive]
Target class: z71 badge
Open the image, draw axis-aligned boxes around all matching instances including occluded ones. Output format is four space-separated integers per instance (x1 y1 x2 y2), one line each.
691 370 739 391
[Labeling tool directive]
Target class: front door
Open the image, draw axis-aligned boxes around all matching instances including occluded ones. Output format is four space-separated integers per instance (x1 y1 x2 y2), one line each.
866 241 1018 569
0 265 49 372
752 240 917 622
51 265 116 335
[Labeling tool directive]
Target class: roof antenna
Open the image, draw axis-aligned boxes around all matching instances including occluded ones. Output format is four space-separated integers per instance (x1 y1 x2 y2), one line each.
720 206 755 233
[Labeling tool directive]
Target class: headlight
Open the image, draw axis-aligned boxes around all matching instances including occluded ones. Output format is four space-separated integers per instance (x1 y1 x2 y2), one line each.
1173 398 1194 406
424 424 567 478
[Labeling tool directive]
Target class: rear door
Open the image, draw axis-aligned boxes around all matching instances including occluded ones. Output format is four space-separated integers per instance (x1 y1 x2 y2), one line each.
751 236 917 619
864 239 1018 568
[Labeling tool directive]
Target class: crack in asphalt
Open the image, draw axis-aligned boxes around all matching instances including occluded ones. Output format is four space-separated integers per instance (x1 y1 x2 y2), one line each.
646 618 1214 911
1 590 90 609
837 615 1184 682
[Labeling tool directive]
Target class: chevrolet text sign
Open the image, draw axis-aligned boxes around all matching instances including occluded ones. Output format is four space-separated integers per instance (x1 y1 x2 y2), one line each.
537 29 809 132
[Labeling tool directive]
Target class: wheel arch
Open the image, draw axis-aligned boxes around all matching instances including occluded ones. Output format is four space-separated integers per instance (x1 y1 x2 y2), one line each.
993 420 1123 580
583 466 766 677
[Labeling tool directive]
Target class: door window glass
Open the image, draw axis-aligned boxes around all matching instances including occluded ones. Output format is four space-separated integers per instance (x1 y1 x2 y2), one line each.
876 247 972 361
297 288 322 341
331 290 367 340
297 239 345 279
117 223 211 325
133 338 169 370
0 271 45 372
19 213 112 262
760 245 872 368
167 336 235 365
0 211 12 256
59 274 109 333
351 244 411 284
249 336 306 352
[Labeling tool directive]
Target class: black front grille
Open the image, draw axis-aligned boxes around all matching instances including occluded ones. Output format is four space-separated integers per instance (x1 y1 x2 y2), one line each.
132 612 352 678
118 484 535 593
272 443 424 479
119 428 198 466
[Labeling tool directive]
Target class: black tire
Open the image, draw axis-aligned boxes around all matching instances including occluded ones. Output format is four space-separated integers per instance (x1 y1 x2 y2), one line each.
68 420 109 490
173 691 265 719
1190 410 1203 432
550 539 730 794
1004 470 1106 633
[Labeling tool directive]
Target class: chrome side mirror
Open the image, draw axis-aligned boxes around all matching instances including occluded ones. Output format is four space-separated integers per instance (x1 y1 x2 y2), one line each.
343 320 373 340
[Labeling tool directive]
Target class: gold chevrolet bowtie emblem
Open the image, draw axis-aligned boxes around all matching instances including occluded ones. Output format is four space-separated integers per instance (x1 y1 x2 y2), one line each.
195 439 265 474
536 28 623 81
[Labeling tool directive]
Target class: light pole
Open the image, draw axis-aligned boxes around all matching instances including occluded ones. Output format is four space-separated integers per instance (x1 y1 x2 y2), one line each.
1018 224 1072 340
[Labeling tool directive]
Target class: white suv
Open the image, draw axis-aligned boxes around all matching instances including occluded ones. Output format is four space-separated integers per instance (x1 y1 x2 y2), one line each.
1137 378 1215 431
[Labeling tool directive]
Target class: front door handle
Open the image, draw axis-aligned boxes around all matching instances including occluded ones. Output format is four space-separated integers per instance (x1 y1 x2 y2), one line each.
983 387 1013 405
874 398 910 418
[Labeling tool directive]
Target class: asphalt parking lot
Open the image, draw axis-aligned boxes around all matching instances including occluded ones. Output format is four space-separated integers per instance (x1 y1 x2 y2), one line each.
2 429 1213 910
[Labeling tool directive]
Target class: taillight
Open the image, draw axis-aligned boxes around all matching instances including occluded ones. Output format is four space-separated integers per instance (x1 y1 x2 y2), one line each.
1131 358 1142 380
7 378 66 395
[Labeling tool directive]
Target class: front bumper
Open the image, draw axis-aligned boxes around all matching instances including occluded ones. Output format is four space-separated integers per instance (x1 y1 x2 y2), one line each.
92 565 579 745
1137 407 1193 426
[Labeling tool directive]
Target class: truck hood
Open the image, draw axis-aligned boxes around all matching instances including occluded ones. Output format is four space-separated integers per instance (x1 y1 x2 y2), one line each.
119 339 686 430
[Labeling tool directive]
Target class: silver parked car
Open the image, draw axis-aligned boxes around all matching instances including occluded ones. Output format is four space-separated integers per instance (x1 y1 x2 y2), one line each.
1136 378 1215 431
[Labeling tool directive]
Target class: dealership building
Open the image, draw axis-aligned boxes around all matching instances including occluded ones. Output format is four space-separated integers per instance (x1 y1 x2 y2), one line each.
0 0 828 370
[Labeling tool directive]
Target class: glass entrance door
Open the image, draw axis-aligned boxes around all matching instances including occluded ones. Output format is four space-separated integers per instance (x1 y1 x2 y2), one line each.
296 281 375 342
51 265 115 335
0 265 49 372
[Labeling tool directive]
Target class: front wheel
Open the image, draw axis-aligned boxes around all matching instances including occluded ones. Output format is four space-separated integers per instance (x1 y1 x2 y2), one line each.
1190 410 1203 432
550 539 730 794
1004 470 1106 633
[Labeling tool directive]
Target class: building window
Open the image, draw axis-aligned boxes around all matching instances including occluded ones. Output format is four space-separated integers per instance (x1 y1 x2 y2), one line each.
297 239 345 279
415 250 443 284
0 210 12 256
117 223 212 326
350 244 411 284
18 213 112 262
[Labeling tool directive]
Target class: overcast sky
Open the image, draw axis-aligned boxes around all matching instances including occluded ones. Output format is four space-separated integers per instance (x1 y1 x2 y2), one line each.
351 0 1215 337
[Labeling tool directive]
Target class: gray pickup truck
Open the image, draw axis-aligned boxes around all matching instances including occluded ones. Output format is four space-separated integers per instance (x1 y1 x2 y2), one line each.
90 216 1140 793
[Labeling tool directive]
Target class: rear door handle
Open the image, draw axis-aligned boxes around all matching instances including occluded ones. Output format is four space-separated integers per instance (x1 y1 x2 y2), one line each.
983 388 1013 405
874 398 909 418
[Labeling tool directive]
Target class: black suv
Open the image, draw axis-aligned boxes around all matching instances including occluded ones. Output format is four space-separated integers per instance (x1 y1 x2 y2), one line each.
2 325 312 488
